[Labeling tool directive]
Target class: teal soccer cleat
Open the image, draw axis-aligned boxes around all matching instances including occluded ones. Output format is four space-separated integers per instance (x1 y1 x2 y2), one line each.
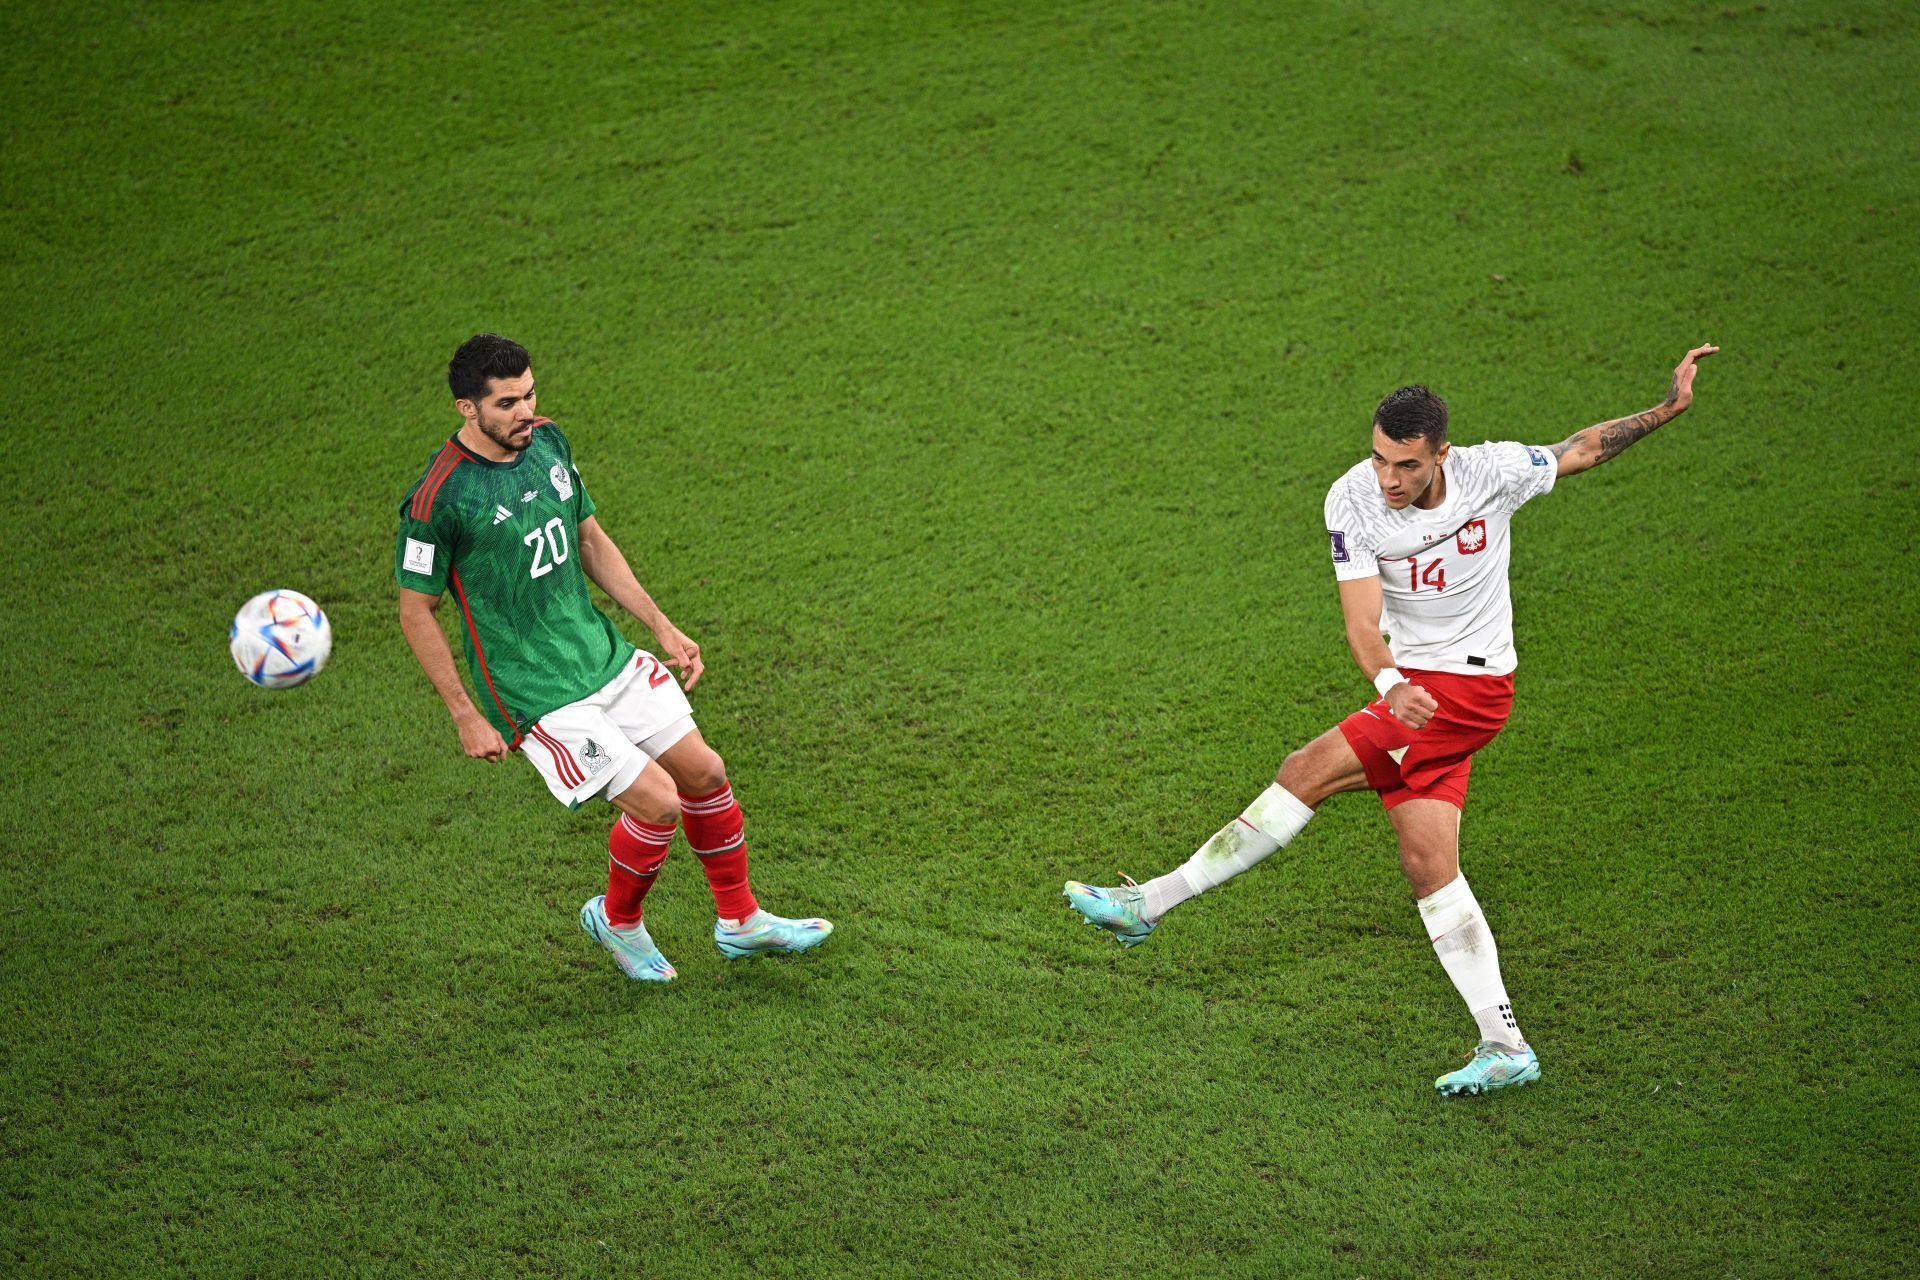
580 895 677 982
1434 1041 1540 1097
714 909 834 959
1063 878 1156 948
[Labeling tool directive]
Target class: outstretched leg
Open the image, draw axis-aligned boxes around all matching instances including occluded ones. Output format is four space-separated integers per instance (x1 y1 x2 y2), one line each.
1142 727 1372 918
1063 726 1370 946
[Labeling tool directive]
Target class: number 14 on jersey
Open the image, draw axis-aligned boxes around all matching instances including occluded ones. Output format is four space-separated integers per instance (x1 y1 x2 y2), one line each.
1408 557 1447 592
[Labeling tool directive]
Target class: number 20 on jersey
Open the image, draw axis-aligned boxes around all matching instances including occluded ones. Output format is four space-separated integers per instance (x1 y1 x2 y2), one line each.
525 517 570 578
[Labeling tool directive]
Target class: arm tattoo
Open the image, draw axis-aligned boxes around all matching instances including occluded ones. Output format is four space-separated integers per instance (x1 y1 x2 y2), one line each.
1552 379 1678 472
1595 408 1666 462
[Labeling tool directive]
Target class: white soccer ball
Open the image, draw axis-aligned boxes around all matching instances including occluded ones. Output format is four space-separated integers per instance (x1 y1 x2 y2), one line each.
230 589 333 688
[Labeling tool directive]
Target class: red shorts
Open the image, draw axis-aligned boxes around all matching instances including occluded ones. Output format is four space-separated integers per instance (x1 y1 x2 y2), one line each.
1337 668 1514 812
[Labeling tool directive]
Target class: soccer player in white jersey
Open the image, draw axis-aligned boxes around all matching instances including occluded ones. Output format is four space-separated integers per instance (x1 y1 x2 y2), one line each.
1066 343 1719 1096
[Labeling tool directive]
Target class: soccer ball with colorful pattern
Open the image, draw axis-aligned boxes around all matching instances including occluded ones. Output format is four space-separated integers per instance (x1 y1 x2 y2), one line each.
229 589 332 688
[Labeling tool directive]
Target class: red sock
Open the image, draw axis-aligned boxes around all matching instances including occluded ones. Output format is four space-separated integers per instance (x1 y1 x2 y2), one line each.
680 781 758 923
606 813 674 926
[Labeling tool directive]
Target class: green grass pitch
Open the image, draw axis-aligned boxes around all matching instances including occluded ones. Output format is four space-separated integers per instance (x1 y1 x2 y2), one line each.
3 1 1917 1275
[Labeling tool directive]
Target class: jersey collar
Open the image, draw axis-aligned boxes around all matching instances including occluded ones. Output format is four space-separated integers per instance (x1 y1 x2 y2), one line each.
449 434 532 470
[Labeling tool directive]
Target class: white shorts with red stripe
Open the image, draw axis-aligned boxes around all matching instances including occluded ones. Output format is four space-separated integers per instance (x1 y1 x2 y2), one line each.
521 650 696 810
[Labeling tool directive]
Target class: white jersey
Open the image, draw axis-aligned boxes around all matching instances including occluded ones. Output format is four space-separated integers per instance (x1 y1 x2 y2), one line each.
1323 441 1557 676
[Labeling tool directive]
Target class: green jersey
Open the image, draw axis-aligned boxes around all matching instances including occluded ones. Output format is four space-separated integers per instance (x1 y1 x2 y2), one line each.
395 420 634 744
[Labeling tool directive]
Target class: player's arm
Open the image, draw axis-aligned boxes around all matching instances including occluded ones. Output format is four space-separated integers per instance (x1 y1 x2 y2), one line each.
1337 575 1437 729
576 515 705 689
1546 344 1718 479
397 587 508 761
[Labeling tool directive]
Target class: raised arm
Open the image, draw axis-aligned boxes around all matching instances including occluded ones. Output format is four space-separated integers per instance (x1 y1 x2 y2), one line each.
1337 574 1437 729
1547 343 1718 479
576 515 705 689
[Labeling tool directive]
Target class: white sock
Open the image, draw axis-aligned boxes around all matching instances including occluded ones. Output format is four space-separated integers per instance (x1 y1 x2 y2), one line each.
1140 784 1315 922
1417 874 1524 1049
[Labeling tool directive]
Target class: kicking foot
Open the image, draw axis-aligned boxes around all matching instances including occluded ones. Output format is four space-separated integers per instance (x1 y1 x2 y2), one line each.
1434 1040 1540 1097
714 909 834 959
1062 878 1155 948
580 895 677 982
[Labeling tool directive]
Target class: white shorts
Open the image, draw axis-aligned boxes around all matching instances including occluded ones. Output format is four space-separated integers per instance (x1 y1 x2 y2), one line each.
519 650 696 810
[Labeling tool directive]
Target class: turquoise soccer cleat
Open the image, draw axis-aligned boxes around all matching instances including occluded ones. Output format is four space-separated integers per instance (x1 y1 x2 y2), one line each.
1434 1040 1540 1097
1063 878 1156 948
713 909 834 959
579 895 677 982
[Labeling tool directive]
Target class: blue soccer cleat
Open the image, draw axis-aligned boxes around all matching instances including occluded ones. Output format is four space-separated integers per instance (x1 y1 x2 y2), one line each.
1434 1040 1540 1097
1063 878 1156 948
713 909 834 959
580 895 677 982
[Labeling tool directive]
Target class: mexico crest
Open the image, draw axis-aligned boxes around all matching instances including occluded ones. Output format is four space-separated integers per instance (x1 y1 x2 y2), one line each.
549 463 574 501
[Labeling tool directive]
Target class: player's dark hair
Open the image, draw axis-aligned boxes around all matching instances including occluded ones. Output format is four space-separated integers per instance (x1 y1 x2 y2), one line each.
1374 385 1448 449
448 333 531 402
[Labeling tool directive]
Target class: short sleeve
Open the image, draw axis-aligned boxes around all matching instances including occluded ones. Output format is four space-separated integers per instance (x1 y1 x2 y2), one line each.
1486 441 1557 513
1324 481 1379 581
573 459 596 521
395 504 454 594
543 423 595 522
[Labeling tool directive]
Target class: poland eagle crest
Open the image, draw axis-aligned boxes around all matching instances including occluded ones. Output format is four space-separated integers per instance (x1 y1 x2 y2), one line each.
1457 519 1488 554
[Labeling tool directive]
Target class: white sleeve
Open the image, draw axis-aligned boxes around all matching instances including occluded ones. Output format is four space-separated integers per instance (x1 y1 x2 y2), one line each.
1324 481 1379 580
1487 441 1557 513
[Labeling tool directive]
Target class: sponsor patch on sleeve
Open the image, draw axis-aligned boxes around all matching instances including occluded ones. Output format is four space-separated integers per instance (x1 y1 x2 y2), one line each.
1526 446 1549 467
403 537 436 575
1329 530 1350 563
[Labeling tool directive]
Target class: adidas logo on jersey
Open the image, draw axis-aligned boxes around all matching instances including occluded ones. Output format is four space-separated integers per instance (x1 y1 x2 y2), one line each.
492 505 513 524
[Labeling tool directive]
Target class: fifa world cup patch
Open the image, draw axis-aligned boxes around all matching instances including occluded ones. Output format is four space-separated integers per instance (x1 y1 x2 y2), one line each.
403 538 436 575
1526 447 1549 467
549 463 574 501
1329 530 1350 563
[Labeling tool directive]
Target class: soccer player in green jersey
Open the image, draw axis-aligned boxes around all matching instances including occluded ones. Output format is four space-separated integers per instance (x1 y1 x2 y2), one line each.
396 334 832 981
